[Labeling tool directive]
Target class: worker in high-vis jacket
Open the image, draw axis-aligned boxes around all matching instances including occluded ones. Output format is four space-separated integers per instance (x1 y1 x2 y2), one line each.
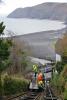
33 64 38 78
37 71 43 82
37 71 44 88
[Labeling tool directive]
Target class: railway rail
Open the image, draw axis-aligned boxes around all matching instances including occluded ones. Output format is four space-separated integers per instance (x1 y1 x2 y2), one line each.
6 92 28 100
6 91 42 100
44 82 58 100
20 91 42 100
6 66 59 100
6 84 58 100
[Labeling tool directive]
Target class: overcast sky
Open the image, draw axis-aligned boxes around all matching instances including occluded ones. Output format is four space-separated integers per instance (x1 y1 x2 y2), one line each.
0 0 67 15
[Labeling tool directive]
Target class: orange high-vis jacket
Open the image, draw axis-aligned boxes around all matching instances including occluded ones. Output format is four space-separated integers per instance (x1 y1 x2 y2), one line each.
37 73 43 81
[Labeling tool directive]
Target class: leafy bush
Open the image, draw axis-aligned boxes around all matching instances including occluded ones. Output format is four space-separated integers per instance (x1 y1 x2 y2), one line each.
62 55 67 64
64 90 67 99
64 82 67 99
56 61 64 74
58 75 65 93
55 64 67 99
61 64 67 80
3 75 29 95
56 65 67 93
51 73 59 88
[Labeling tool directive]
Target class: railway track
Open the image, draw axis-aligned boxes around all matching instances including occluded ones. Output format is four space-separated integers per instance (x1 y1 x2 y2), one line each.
6 66 59 100
44 82 58 100
6 91 42 100
6 92 28 100
19 91 42 100
6 84 58 100
6 87 58 100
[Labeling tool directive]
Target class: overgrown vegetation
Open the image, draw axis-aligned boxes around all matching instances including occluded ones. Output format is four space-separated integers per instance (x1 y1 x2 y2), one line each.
7 35 32 75
51 33 67 99
0 22 12 98
0 22 31 97
3 75 29 95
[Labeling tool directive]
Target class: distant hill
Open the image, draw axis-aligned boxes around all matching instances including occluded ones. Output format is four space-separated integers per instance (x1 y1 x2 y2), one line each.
11 29 66 61
8 2 67 22
7 2 67 60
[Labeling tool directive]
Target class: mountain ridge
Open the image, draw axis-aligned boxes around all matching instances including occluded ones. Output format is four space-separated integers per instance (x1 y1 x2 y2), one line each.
7 2 67 22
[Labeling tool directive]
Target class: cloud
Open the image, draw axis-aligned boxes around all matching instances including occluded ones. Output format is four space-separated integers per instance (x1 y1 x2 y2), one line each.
0 0 3 3
0 0 67 15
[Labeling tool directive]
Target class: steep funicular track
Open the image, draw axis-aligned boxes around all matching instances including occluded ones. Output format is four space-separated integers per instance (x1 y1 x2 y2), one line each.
7 91 42 100
44 82 58 100
7 64 58 100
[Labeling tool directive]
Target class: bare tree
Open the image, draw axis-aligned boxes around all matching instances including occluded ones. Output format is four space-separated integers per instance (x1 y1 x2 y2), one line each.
6 30 32 74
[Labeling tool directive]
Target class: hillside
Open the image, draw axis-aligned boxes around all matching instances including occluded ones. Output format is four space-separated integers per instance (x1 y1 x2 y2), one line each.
11 29 66 61
8 2 67 22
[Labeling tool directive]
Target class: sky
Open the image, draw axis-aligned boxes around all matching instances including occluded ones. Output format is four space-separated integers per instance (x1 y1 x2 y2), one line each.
0 0 67 15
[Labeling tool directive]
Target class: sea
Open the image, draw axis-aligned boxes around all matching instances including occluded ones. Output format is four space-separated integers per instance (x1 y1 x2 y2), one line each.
0 16 66 37
0 16 66 62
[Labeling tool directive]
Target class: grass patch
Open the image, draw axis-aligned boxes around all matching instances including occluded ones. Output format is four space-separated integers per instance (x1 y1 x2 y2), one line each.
3 75 29 96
